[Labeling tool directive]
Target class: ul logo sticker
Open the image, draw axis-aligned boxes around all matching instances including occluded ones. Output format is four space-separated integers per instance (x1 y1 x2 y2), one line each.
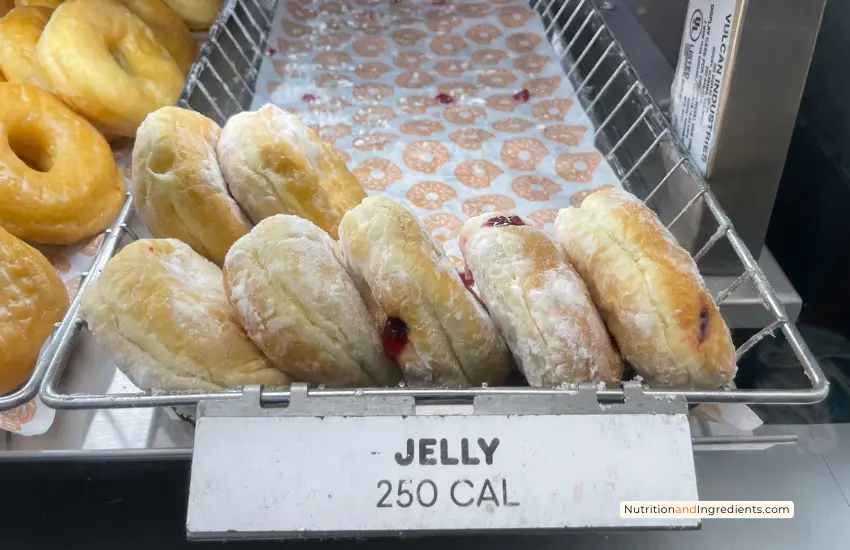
689 9 704 41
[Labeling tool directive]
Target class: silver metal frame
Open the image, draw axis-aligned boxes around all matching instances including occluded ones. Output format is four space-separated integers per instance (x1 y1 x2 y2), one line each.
38 0 829 410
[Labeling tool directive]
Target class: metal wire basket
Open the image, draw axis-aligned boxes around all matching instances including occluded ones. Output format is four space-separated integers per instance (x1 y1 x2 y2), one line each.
39 0 829 410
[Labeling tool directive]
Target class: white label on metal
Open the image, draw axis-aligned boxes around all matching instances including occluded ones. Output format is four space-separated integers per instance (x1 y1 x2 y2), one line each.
187 414 698 536
671 0 738 176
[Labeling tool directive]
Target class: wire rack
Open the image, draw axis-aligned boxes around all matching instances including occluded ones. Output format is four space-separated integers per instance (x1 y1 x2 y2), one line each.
38 0 829 410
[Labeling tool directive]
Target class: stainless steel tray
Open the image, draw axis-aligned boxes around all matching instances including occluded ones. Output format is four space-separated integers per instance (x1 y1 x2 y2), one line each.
39 0 829 410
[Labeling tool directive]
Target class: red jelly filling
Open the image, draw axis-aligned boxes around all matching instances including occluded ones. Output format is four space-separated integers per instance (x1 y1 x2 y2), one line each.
435 92 454 105
459 268 474 290
698 307 710 344
266 47 277 56
382 317 409 360
301 93 318 102
483 215 525 228
512 88 530 103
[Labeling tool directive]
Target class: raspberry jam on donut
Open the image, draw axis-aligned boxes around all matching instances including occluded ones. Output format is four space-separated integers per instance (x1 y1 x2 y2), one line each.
698 307 710 344
483 215 525 228
302 93 318 102
459 268 474 289
435 92 454 104
382 317 409 360
512 88 531 103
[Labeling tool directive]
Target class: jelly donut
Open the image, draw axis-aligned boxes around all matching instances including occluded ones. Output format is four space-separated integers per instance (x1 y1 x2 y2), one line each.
314 51 352 70
449 128 495 150
355 61 392 79
460 213 623 387
434 59 471 78
499 6 535 28
514 54 550 74
400 120 446 137
132 107 251 266
462 194 516 217
282 20 313 38
403 140 451 174
315 73 351 89
393 51 431 70
443 105 487 125
477 69 518 88
501 138 549 171
312 124 352 145
0 226 69 395
438 81 478 97
0 7 53 91
353 105 397 126
277 38 312 55
398 95 438 115
116 0 197 75
353 133 398 152
544 124 588 146
217 105 366 239
524 76 563 97
472 49 507 65
431 35 467 56
555 152 602 182
425 11 462 33
161 0 221 30
285 0 314 21
455 160 503 189
554 186 736 389
224 216 401 387
512 175 561 202
38 0 183 136
456 2 490 17
338 196 513 387
493 117 536 133
532 98 574 121
422 212 463 244
352 158 403 190
505 33 543 53
0 83 124 244
82 239 291 391
317 31 351 48
391 28 426 47
486 93 523 112
353 83 395 102
395 71 435 89
353 36 389 57
406 181 458 210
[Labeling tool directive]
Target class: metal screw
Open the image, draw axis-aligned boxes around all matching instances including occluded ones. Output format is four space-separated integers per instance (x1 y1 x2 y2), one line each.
599 0 617 10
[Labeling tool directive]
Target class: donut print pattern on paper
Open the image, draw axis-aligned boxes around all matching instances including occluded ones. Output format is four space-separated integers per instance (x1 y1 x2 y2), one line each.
255 0 620 260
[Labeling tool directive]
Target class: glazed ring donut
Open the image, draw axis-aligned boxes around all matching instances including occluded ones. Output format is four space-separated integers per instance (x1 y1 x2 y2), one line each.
555 152 603 182
501 138 549 171
443 105 487 125
456 2 490 17
511 175 561 201
285 0 314 21
355 61 392 79
472 49 508 65
400 120 446 137
0 226 69 395
391 28 427 47
455 159 504 188
493 117 536 133
37 0 183 137
406 181 458 210
430 35 467 56
486 93 522 112
0 6 53 91
438 82 479 97
314 51 352 70
514 54 550 74
14 0 63 8
353 133 398 152
390 1 419 17
282 20 313 39
449 128 495 150
395 71 436 89
477 69 518 88
317 31 351 48
398 95 438 115
0 83 124 244
338 196 513 387
403 140 451 174
524 76 563 97
434 59 471 78
161 0 222 30
117 0 197 74
394 51 431 70
465 23 501 44
426 11 462 33
505 33 543 53
316 73 351 89
527 208 558 231
353 105 397 126
353 83 395 102
499 6 535 28
544 124 588 146
532 98 574 121
277 38 312 55
461 194 516 217
352 158 403 190
353 36 389 57
422 212 463 244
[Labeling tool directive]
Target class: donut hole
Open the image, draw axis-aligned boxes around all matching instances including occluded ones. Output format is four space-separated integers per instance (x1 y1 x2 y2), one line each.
574 160 588 171
371 168 385 179
530 183 544 192
425 192 440 202
8 129 53 173
473 167 486 176
518 151 532 161
146 146 178 176
420 152 434 163
108 42 134 75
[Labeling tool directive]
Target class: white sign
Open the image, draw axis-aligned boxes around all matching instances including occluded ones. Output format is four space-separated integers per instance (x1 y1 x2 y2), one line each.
671 0 739 176
187 413 698 537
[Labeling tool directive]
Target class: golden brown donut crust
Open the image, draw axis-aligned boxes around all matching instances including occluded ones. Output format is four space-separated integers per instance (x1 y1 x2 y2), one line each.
0 6 53 91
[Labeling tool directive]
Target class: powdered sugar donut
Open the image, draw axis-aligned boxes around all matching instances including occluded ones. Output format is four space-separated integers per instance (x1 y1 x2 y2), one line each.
407 181 458 209
450 128 495 150
444 105 487 125
544 124 588 146
477 69 518 88
315 51 352 70
512 175 561 201
438 82 479 97
353 158 403 190
455 159 504 188
312 124 352 145
524 76 563 97
505 33 543 53
353 83 395 102
394 51 431 70
434 59 472 78
431 35 467 56
528 208 558 231
395 71 436 89
457 2 490 17
403 141 451 174
335 149 352 164
492 118 536 133
426 11 462 33
316 73 352 89
462 195 516 217
353 36 389 57
466 23 501 44
355 61 392 79
472 49 508 65
501 138 549 171
398 95 438 115
514 54 550 74
423 212 463 243
532 98 574 121
499 6 535 28
555 152 603 182
308 98 352 115
401 120 446 137
282 20 313 39
353 133 399 152
391 28 427 47
486 94 523 112
317 32 352 48
353 106 397 126
286 1 314 21
277 39 312 55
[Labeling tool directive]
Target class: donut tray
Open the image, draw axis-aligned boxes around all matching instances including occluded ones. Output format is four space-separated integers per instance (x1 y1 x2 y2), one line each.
38 0 829 410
